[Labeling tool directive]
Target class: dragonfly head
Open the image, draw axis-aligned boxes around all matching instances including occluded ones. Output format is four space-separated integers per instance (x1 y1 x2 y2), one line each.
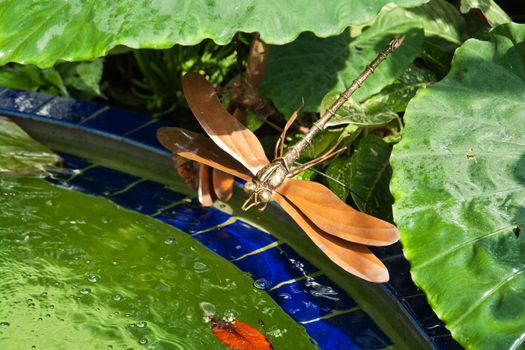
242 181 272 211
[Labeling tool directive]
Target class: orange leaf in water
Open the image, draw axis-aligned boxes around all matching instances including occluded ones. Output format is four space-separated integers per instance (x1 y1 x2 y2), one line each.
211 318 273 350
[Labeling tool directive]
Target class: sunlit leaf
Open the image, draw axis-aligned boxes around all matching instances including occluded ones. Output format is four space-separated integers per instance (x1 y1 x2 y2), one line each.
0 116 60 173
391 23 525 348
260 6 424 116
0 0 429 68
350 135 393 221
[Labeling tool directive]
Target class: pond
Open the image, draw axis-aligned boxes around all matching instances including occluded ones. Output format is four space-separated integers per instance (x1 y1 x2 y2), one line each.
0 174 315 349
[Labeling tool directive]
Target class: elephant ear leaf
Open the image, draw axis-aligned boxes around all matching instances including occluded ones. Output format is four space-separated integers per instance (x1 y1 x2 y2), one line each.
391 23 525 349
0 0 429 68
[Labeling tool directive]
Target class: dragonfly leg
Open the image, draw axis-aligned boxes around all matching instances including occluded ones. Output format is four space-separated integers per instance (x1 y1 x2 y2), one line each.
274 98 304 159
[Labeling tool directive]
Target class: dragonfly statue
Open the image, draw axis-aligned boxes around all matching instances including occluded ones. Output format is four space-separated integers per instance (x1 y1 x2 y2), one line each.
179 36 273 206
157 36 404 282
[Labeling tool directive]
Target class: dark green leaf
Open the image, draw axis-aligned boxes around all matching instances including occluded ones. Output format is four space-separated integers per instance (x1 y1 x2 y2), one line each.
320 92 398 127
350 135 393 221
260 6 424 116
324 156 352 200
364 64 436 113
390 23 525 348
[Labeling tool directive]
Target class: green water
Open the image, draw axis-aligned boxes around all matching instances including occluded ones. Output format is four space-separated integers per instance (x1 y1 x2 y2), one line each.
0 176 316 349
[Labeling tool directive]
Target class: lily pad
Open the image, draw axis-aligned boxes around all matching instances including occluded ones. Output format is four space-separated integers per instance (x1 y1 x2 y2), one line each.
390 23 525 349
0 116 59 173
0 0 429 68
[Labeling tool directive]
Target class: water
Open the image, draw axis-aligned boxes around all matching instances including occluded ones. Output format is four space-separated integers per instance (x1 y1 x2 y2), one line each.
0 176 315 349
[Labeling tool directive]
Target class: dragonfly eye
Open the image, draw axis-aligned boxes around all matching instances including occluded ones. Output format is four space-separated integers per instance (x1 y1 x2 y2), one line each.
244 182 256 194
258 189 272 203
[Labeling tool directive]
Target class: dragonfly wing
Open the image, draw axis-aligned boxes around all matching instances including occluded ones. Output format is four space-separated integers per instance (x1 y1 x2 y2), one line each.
276 179 399 246
182 72 269 175
198 164 215 207
212 168 234 202
157 127 253 182
273 193 389 282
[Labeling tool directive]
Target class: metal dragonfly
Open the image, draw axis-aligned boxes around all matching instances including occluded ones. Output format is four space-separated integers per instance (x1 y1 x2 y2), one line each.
196 36 273 206
157 36 404 282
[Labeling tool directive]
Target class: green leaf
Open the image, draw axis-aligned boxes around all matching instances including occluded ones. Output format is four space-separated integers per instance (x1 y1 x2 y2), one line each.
406 0 467 75
293 168 317 181
0 116 60 173
320 92 398 128
407 0 467 45
0 65 67 96
325 156 352 200
259 6 425 117
364 64 436 113
58 59 105 100
245 111 265 131
0 0 429 68
350 135 393 221
460 0 512 27
390 23 525 349
297 128 344 159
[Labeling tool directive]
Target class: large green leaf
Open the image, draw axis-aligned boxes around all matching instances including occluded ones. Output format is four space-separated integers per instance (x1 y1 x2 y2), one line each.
391 23 525 349
0 0 429 68
260 6 425 116
0 116 59 173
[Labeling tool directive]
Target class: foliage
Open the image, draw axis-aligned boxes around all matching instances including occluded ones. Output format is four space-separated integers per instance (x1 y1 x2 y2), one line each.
0 59 104 100
391 22 525 348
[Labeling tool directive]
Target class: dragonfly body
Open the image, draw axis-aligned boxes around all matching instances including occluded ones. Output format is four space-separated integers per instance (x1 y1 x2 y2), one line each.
157 36 404 282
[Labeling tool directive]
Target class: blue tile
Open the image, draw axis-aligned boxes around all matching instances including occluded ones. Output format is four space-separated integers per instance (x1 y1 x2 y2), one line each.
383 257 421 299
80 107 152 135
111 180 186 215
46 153 92 185
156 202 230 233
125 119 178 150
268 275 357 322
431 335 463 350
231 244 318 288
400 294 448 337
304 310 392 350
0 89 53 113
36 96 105 123
67 166 140 196
192 221 277 260
58 152 92 170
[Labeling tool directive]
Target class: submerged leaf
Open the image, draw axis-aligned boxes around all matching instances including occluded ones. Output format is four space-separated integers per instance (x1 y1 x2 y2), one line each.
211 318 273 350
0 116 60 173
391 23 525 349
